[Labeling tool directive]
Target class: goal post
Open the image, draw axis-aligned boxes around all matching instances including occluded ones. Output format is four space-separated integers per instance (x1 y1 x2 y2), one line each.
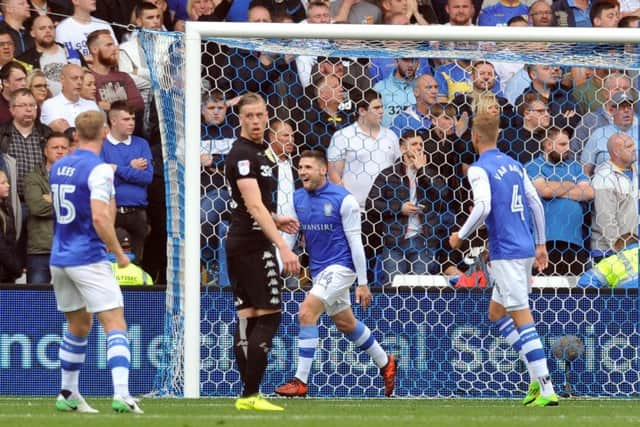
142 23 640 399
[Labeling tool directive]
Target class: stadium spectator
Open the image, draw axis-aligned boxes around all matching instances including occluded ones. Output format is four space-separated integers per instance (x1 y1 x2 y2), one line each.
295 1 333 89
23 132 69 284
498 93 550 164
28 0 73 25
297 73 353 152
49 110 143 414
390 74 438 136
199 91 236 286
445 0 476 25
0 61 28 126
449 111 559 408
302 56 358 111
581 90 638 175
367 13 432 85
374 58 423 127
553 0 592 27
514 64 581 131
267 119 300 253
529 0 555 26
572 72 631 155
79 67 97 102
0 169 22 283
451 61 516 131
26 69 51 108
101 101 153 264
0 88 51 202
0 0 34 56
525 127 593 275
225 0 305 23
367 130 461 286
224 93 300 411
275 149 397 398
435 58 504 103
590 0 621 27
221 5 303 118
591 133 638 260
87 30 144 116
94 0 136 43
40 64 100 132
478 0 528 26
492 16 528 94
110 227 154 285
328 89 401 210
18 15 82 97
55 0 118 64
331 0 382 24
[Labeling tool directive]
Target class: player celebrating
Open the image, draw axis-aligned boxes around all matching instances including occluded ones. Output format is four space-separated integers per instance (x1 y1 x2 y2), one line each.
448 111 558 407
275 149 397 398
50 111 143 414
225 93 301 412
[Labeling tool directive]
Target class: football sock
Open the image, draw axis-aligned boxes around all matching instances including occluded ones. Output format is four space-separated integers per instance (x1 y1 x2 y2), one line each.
346 321 388 369
518 323 554 396
59 331 87 395
243 312 280 397
294 325 319 384
106 330 131 398
234 317 258 382
495 316 536 383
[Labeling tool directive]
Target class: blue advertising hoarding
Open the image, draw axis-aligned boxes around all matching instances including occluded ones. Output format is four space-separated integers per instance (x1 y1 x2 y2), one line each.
1 288 638 397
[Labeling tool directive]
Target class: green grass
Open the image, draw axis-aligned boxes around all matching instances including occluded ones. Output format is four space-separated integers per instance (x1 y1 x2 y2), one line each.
1 397 639 427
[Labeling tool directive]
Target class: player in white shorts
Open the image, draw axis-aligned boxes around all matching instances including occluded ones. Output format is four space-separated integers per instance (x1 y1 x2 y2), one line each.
449 109 558 407
275 150 397 398
49 111 143 414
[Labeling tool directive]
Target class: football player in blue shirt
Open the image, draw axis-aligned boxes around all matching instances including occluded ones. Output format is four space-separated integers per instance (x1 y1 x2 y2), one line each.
449 110 559 407
49 111 143 414
275 149 397 398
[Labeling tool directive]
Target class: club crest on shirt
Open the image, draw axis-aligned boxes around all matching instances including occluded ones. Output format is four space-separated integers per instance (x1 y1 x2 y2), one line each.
237 160 250 176
323 202 333 217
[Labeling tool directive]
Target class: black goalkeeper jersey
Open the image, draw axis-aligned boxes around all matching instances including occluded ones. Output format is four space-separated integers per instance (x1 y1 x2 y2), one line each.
224 136 278 256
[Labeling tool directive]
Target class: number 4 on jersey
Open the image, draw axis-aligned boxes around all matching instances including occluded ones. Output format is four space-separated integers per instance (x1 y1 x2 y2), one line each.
511 184 524 221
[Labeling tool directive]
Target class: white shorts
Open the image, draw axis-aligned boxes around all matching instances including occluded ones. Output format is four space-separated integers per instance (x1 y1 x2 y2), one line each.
51 261 124 313
489 258 533 312
309 264 356 317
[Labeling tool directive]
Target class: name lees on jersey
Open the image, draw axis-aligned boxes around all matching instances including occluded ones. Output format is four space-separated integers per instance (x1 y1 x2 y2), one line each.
493 163 523 181
56 166 76 177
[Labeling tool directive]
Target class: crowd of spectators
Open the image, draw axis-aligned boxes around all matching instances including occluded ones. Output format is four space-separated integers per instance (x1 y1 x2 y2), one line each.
0 0 636 286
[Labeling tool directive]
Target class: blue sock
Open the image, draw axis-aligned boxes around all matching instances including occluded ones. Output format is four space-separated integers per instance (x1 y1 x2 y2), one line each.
107 330 130 398
59 332 87 395
518 323 554 396
346 321 388 369
494 316 536 382
294 325 318 384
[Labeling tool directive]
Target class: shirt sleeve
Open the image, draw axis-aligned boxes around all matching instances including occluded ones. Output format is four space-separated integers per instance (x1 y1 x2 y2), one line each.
228 147 259 180
458 166 492 240
327 131 346 162
88 163 115 203
341 194 368 285
523 169 546 245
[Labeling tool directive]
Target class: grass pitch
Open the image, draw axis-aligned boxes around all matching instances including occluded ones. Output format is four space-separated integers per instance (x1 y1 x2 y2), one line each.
1 397 639 427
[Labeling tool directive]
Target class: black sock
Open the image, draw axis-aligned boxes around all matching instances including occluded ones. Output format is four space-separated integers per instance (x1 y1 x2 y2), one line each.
242 312 281 397
234 317 257 386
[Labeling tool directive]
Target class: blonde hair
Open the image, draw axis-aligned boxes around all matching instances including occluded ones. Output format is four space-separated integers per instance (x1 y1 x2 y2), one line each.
75 110 106 141
472 110 500 143
472 92 500 117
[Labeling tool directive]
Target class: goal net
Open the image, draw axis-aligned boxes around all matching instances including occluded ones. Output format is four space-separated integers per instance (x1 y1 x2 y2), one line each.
140 23 639 398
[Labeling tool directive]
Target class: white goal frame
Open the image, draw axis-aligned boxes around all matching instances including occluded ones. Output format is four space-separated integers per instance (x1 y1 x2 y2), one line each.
182 22 640 398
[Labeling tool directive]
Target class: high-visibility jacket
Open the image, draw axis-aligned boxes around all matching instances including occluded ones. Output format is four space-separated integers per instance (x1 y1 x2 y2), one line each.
111 262 153 286
592 246 638 288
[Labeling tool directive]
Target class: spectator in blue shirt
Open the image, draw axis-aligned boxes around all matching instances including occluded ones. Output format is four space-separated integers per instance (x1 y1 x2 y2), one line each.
553 0 592 27
101 101 153 264
525 127 593 275
374 58 422 127
390 74 438 136
478 0 529 26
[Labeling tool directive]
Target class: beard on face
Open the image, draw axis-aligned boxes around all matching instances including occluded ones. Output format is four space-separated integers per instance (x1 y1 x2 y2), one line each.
548 150 564 163
39 38 55 49
98 50 118 67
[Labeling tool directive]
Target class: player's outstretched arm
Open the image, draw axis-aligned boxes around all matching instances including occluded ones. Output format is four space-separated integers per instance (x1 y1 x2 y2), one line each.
237 178 300 275
341 194 368 287
452 166 492 244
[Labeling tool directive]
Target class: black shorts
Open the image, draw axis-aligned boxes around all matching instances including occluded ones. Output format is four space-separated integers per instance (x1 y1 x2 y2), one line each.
228 245 282 311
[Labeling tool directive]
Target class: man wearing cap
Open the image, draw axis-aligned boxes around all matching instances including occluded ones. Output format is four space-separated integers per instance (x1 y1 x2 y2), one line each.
110 228 153 285
582 90 638 176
